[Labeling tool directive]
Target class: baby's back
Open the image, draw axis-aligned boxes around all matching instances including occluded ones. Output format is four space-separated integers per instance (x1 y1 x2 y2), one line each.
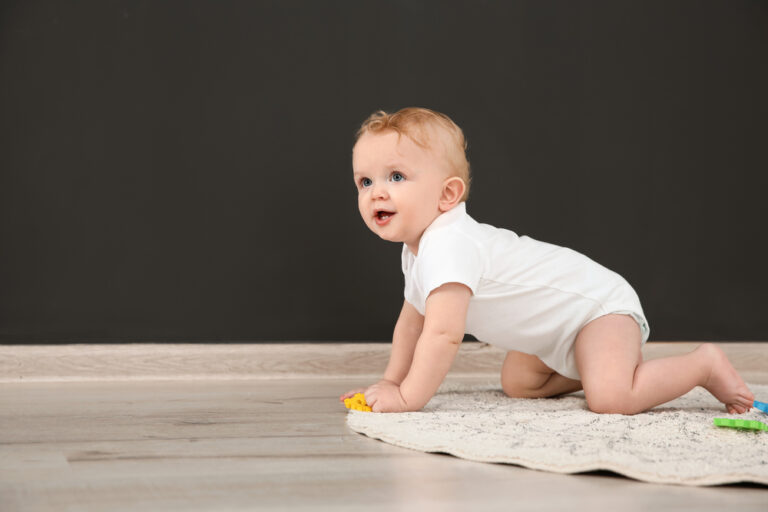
471 219 630 304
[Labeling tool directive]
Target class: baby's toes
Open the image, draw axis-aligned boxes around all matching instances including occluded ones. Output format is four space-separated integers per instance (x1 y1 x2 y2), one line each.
726 403 746 414
737 395 754 410
734 402 750 414
738 388 755 404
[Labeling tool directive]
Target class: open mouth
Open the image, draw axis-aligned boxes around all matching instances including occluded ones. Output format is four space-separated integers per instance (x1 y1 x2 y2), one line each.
375 210 396 225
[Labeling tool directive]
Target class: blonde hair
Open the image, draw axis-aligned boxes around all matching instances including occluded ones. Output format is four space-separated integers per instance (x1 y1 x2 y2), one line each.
355 107 471 202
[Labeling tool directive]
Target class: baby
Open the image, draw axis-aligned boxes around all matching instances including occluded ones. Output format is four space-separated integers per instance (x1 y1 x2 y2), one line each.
340 107 754 415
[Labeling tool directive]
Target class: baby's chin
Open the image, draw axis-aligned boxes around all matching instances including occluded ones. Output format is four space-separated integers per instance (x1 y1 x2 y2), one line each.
369 227 401 243
375 232 401 243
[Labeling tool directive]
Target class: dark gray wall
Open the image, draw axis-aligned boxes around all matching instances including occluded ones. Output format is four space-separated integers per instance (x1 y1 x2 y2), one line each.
1 0 766 343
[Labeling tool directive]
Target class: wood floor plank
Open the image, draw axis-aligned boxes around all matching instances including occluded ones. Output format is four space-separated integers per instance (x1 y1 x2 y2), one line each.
1 341 765 382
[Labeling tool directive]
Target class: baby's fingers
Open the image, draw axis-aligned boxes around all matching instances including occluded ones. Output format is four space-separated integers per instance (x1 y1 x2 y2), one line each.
365 389 379 409
339 388 367 401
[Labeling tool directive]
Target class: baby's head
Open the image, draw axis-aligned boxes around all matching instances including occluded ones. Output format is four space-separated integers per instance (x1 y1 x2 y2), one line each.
354 108 471 201
352 107 471 253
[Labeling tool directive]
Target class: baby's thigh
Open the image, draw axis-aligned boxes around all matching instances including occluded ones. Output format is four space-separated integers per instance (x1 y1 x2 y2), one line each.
573 313 643 393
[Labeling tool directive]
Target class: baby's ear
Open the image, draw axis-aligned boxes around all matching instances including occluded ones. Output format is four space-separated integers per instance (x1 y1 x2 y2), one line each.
439 176 466 212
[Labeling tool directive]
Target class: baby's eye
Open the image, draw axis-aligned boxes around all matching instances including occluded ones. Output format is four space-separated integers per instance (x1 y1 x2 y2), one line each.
390 172 405 182
360 177 372 188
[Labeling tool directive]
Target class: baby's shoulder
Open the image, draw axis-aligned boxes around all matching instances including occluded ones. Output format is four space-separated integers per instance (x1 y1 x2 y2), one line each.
421 223 481 253
425 217 515 252
415 226 488 275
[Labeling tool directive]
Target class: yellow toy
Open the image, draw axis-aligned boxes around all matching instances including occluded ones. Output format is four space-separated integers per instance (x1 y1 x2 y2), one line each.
344 393 372 412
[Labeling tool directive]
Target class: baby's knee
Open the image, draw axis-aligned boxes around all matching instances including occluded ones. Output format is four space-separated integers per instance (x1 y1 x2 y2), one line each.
501 376 537 399
501 351 553 398
584 390 639 415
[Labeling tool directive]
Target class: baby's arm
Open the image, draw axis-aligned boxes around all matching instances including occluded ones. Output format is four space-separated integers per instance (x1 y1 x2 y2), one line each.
339 299 423 402
368 283 471 411
382 299 425 384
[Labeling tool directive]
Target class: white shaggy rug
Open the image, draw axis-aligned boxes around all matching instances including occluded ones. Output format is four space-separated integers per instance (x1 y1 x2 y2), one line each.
346 382 768 486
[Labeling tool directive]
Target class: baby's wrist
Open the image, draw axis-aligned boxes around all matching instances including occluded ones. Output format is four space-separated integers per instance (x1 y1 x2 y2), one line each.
399 382 428 411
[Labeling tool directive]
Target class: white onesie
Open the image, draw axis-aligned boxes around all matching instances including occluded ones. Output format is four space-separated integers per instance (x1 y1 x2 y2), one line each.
402 202 650 380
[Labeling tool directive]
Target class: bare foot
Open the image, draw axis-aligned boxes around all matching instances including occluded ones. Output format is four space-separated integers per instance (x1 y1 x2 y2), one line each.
699 343 755 414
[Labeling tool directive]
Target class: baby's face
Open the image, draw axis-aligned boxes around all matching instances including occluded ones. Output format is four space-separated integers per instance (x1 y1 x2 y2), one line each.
352 130 450 254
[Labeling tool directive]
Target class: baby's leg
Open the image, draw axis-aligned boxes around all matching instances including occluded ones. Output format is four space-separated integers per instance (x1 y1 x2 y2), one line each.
574 314 754 415
501 350 582 399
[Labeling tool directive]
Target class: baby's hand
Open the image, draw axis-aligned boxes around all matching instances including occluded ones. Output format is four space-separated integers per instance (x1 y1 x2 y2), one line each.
339 387 369 402
365 380 409 413
339 379 398 403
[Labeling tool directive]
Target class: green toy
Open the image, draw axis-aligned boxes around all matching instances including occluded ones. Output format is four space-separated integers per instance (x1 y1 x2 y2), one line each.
713 418 768 431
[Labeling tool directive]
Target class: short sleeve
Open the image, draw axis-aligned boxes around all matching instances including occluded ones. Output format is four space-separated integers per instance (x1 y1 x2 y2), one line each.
401 244 419 308
417 230 483 298
401 244 411 275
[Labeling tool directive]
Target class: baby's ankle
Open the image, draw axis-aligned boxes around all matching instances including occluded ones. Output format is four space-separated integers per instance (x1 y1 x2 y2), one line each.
694 343 721 387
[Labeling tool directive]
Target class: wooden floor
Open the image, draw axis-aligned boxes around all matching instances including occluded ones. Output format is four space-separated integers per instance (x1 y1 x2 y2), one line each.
1 342 767 511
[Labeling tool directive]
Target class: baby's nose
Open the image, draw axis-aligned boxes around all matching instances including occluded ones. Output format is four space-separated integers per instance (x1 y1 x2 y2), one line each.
372 182 389 198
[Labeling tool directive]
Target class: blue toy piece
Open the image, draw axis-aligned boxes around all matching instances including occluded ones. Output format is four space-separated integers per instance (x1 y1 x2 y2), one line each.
753 400 768 414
